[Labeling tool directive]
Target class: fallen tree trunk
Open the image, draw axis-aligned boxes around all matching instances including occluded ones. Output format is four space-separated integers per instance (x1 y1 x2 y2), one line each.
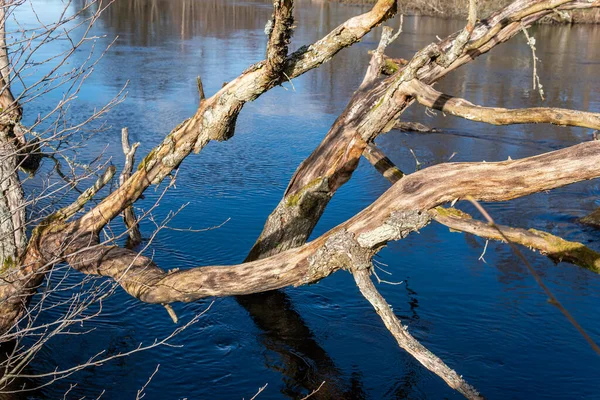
0 0 399 334
31 141 600 305
246 0 600 262
17 141 593 398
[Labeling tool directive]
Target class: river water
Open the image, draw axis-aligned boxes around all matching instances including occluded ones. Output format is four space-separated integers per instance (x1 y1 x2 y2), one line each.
13 0 600 399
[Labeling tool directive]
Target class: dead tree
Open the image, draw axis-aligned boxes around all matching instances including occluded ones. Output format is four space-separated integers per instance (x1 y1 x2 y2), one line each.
0 0 600 398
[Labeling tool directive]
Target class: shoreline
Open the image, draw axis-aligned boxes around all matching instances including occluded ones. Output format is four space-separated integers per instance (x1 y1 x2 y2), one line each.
332 1 600 24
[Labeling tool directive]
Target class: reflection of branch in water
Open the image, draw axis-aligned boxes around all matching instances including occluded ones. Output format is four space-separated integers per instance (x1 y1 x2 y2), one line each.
402 279 420 323
236 291 366 399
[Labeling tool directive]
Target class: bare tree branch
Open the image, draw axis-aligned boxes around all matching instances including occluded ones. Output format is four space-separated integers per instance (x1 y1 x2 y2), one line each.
363 142 404 182
405 79 600 130
53 165 116 221
362 140 600 275
430 207 600 274
48 142 600 306
352 268 482 399
76 0 399 233
120 127 141 247
265 0 294 79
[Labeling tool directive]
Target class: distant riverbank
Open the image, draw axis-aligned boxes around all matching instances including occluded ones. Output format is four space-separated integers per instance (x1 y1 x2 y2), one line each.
334 0 600 23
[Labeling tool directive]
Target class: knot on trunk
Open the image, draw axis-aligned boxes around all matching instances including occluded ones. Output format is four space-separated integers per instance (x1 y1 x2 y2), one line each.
307 230 371 282
357 210 431 248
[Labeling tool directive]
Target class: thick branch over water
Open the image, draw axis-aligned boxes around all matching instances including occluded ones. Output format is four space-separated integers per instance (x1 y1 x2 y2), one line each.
405 79 600 130
51 142 600 304
362 141 600 275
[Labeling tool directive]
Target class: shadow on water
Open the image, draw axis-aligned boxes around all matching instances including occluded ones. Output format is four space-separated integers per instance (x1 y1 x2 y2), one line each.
236 291 367 399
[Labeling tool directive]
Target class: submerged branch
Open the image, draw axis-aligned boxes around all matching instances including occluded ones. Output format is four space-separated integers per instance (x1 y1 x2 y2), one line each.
580 207 600 228
430 207 600 274
363 142 404 181
362 140 600 275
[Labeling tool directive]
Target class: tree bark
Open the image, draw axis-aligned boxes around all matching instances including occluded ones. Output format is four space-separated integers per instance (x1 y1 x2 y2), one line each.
0 1 26 272
120 127 142 247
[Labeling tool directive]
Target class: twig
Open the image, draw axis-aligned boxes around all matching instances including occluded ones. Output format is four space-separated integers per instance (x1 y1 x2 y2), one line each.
248 383 268 400
300 381 326 400
136 364 160 400
521 25 545 101
163 304 178 324
478 240 488 263
54 165 116 220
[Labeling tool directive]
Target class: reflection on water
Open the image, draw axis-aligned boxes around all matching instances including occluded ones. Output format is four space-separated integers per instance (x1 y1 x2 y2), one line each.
13 0 600 399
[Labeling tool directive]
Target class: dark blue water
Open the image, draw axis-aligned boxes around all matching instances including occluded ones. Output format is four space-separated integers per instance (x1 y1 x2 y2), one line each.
11 1 600 398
